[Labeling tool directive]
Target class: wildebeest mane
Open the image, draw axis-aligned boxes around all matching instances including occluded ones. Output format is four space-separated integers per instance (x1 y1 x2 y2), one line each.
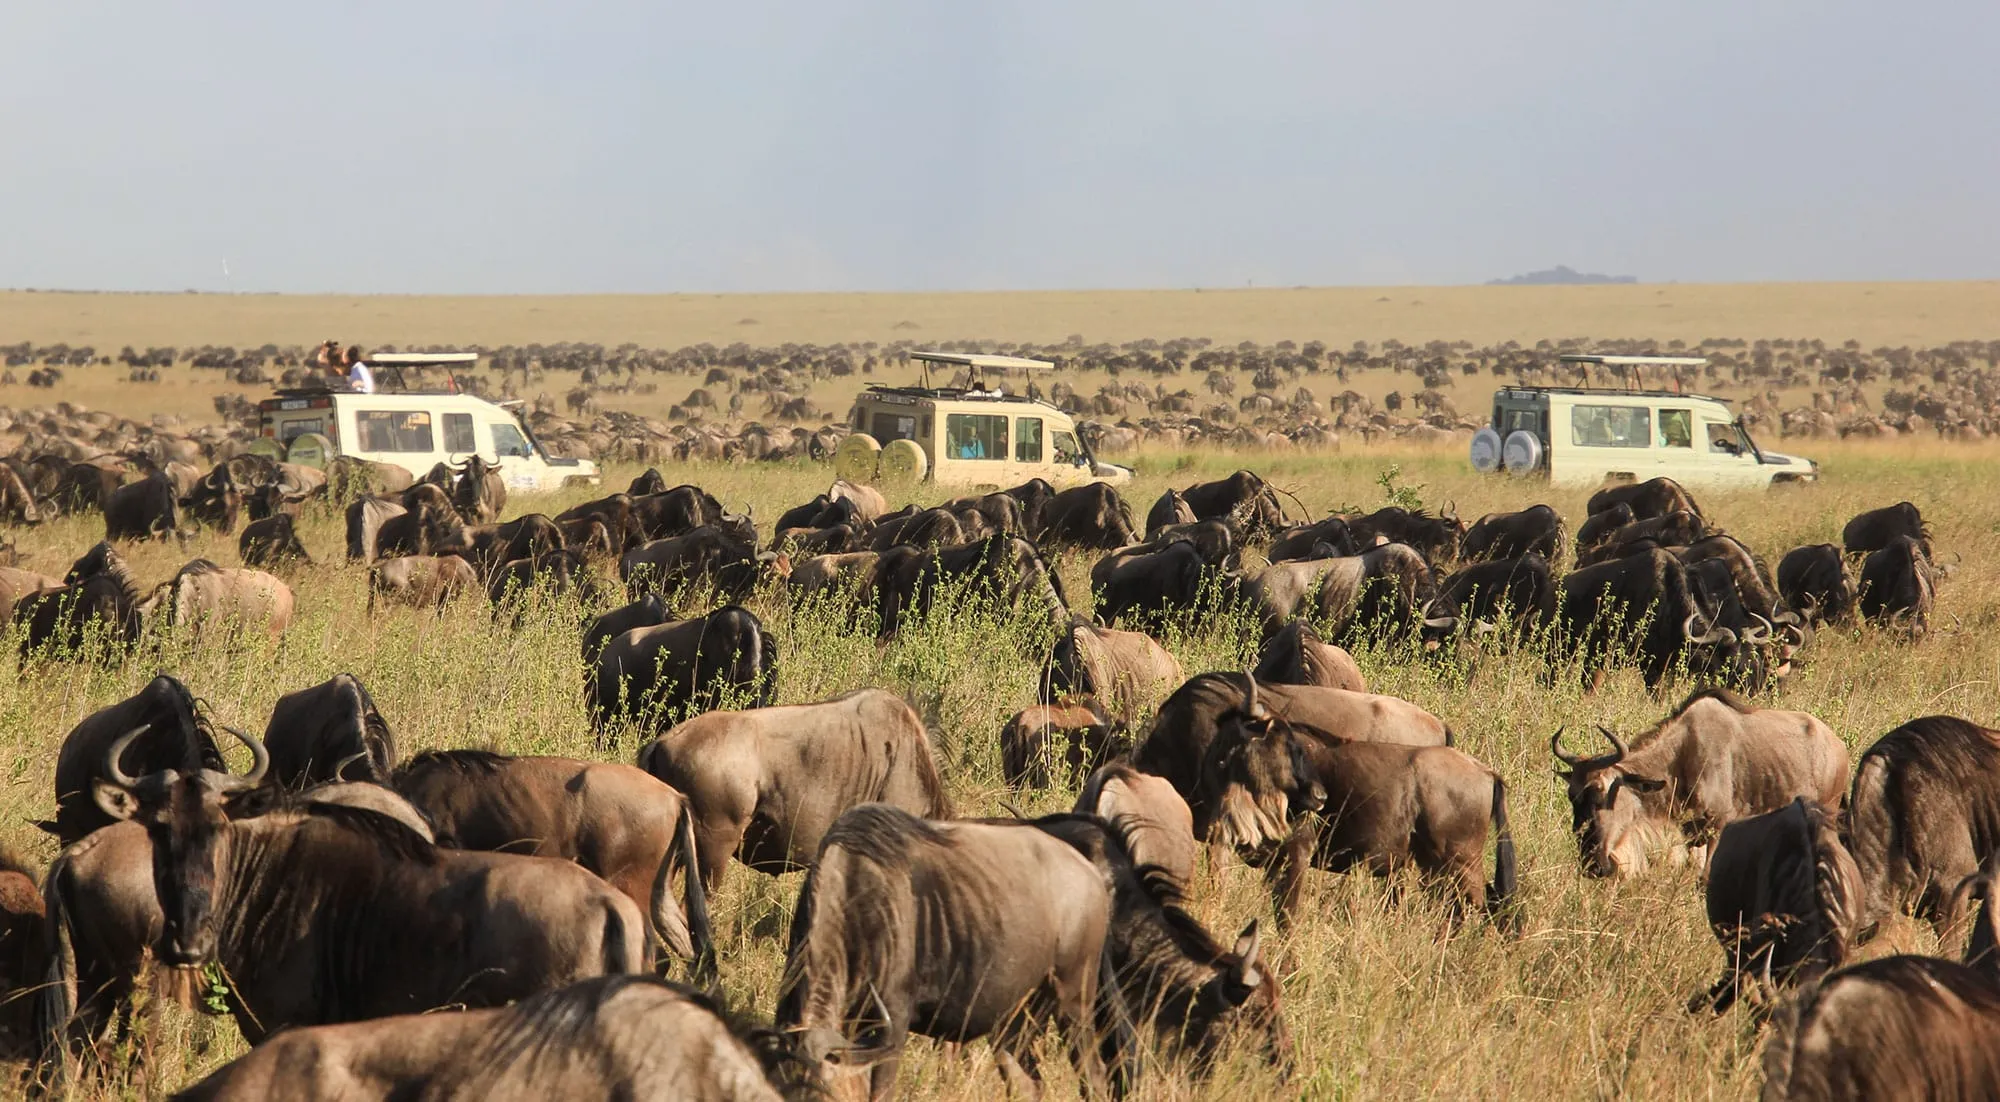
397 748 514 778
1023 811 1228 963
1667 686 1756 720
821 803 955 872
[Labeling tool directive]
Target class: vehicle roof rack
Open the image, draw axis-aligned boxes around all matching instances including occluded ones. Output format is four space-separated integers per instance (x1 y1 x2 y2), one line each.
1495 384 1731 404
1558 354 1709 366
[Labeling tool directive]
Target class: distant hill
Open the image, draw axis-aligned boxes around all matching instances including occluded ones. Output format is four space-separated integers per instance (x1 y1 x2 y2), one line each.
1487 265 1637 286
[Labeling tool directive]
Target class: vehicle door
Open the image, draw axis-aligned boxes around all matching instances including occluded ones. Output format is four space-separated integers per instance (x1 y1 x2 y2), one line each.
1011 414 1053 484
1562 401 1652 485
486 418 547 493
1048 424 1094 487
1698 418 1764 486
1653 405 1697 480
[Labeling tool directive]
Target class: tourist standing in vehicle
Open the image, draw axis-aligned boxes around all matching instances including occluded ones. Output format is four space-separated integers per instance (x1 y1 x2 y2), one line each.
345 346 375 394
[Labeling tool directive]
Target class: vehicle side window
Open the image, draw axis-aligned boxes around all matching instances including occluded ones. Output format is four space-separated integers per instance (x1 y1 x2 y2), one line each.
1570 404 1650 448
1015 417 1043 463
1657 409 1692 448
491 422 533 459
356 410 435 453
1706 422 1742 454
870 413 916 443
945 413 1007 460
1053 430 1084 465
443 412 477 454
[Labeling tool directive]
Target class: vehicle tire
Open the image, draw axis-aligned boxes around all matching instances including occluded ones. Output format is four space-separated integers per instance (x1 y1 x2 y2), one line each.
878 439 928 484
286 432 334 470
244 437 287 463
1501 431 1543 475
1469 427 1503 472
833 434 881 484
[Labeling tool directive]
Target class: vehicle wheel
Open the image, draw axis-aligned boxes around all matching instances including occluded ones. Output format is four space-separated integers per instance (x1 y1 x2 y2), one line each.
285 432 334 470
1469 427 1503 472
244 437 287 463
1501 431 1543 475
878 439 928 484
833 434 881 484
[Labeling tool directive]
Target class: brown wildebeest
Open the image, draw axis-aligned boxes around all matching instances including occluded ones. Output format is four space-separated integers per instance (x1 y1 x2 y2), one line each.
154 559 295 642
1075 762 1197 892
784 550 880 604
1043 620 1185 727
392 750 713 975
237 512 311 568
0 848 45 1059
1694 797 1861 1015
1849 715 2000 937
1245 543 1457 644
775 804 1133 1100
451 455 508 525
638 689 950 889
0 463 41 525
1552 688 1849 878
0 565 62 626
1001 698 1127 790
1251 621 1366 692
1760 871 2000 1101
368 553 479 611
1201 678 1519 931
589 606 777 737
263 673 397 787
43 673 226 845
166 975 820 1102
1586 475 1705 522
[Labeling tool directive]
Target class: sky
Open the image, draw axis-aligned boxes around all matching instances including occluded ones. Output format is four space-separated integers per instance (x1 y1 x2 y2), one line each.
4 2 1996 294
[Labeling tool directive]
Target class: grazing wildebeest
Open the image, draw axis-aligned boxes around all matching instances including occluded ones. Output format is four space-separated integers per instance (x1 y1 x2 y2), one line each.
237 512 311 568
1693 797 1860 1015
1778 544 1856 626
1342 506 1465 565
639 689 950 889
1459 504 1563 563
630 484 733 541
1037 481 1137 549
784 551 880 604
1201 678 1519 930
392 751 713 974
589 606 777 737
1043 620 1185 726
774 493 836 534
1144 488 1197 539
1554 547 1752 692
49 461 122 517
451 454 508 525
1001 698 1126 790
582 592 672 667
621 524 773 603
1848 715 2000 937
367 553 479 611
166 975 820 1102
775 805 1131 1100
555 492 647 555
1091 540 1214 627
1679 533 1801 632
1000 477 1057 536
156 559 296 642
1437 553 1557 636
0 464 41 525
1551 689 1847 878
942 490 1027 538
1856 534 1935 636
1075 762 1198 892
867 506 963 552
101 470 180 541
774 522 863 557
374 485 463 559
43 673 226 845
14 543 145 659
1574 509 1709 566
433 513 564 581
1252 621 1366 692
827 478 886 523
263 673 397 787
1265 515 1360 563
1246 543 1457 645
872 533 1066 638
489 548 600 617
1587 476 1704 522
1842 500 1931 558
345 495 408 562
1572 501 1635 555
1166 470 1285 538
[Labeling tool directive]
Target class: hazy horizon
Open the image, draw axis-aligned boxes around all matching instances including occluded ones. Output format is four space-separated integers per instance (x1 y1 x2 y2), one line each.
7 3 1995 296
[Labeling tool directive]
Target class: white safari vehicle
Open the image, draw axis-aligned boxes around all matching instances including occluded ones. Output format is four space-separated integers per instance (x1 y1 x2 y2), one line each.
255 352 600 492
834 351 1132 489
1469 355 1817 489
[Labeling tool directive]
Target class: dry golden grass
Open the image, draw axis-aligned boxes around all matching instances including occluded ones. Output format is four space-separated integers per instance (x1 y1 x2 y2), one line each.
6 439 1995 1100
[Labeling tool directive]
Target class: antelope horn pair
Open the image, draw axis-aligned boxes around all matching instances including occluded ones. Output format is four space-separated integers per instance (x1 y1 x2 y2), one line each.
103 722 271 789
1550 724 1629 773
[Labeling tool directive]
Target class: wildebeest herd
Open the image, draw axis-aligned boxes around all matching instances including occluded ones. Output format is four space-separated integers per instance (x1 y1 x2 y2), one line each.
0 457 1987 1099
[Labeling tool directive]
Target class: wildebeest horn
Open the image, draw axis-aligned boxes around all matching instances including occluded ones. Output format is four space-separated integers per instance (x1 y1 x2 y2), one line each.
1420 600 1457 630
1242 670 1267 722
1773 609 1803 627
1682 612 1736 646
1593 725 1630 763
103 725 149 789
332 751 372 781
219 724 271 786
1550 726 1580 766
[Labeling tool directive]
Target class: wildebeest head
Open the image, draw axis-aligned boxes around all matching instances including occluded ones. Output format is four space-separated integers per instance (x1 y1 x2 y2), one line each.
92 722 271 965
1201 677 1328 853
1551 726 1665 878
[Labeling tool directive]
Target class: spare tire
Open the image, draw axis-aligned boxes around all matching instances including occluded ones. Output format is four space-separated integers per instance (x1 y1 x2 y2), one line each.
833 434 881 484
1502 431 1544 475
244 437 287 464
285 432 334 470
878 438 928 484
1469 427 1502 472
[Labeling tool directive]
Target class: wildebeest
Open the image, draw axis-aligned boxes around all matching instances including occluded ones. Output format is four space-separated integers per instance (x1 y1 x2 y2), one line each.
367 553 479 611
166 975 821 1102
1201 678 1518 930
0 464 41 526
1572 501 1634 555
1679 533 1801 632
179 464 243 534
1037 481 1137 549
1075 762 1198 891
374 485 464 560
433 513 564 581
155 559 296 642
488 547 600 616
1437 553 1557 636
1091 539 1214 627
775 804 1131 1100
1842 500 1931 558
13 542 145 659
1587 476 1704 522
101 469 180 541
581 592 672 668
621 523 773 603
392 750 713 974
1251 621 1366 692
867 506 963 552
1856 534 1935 636
1459 504 1563 563
630 484 733 541
1574 509 1709 566
1001 698 1126 790
237 511 311 568
263 673 397 787
1144 488 1197 538
0 564 62 627
1245 543 1457 644
872 533 1066 638
784 551 880 604
1342 506 1465 564
1848 715 2000 937
638 689 950 888
1777 544 1856 626
0 847 42 1059
555 492 647 556
344 495 408 562
451 454 508 525
1265 515 1360 563
1554 547 1754 691
1156 470 1284 538
43 673 226 845
589 605 777 737
1551 689 1847 878
1043 620 1185 726
1693 797 1860 1015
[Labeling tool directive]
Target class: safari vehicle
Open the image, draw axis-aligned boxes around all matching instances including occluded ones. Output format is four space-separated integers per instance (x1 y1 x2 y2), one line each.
254 352 600 492
1469 355 1817 488
834 351 1132 489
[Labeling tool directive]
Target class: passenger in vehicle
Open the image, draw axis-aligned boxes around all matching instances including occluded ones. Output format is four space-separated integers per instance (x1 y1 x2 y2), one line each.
345 346 376 394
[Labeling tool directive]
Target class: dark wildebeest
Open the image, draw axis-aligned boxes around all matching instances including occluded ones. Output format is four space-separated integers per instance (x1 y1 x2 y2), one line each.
942 491 1026 539
629 467 669 496
0 565 60 627
774 493 836 534
555 492 647 556
1553 547 1751 692
1246 543 1458 646
156 560 296 642
1693 797 1861 1015
263 673 397 787
48 462 122 517
1144 487 1197 539
367 554 479 611
1848 715 2000 938
1759 870 2000 1101
392 751 713 975
1572 501 1635 556
1587 476 1704 522
582 592 672 667
1778 544 1856 626
1201 678 1519 930
621 523 772 604
1842 500 1931 558
774 522 863 557
1342 506 1465 565
1551 688 1847 879
1001 698 1126 790
774 805 1132 1100
638 689 950 889
345 495 408 562
1000 477 1057 537
101 470 180 541
1037 482 1136 550
166 975 822 1102
1043 620 1185 726
1075 762 1199 892
1678 533 1802 633
867 506 963 552
1437 553 1557 636
237 512 311 568
179 464 243 534
631 484 732 541
1265 515 1360 563
374 494 461 561
1856 534 1935 636
588 605 777 737
1252 621 1366 692
1168 470 1285 538
488 548 600 616
872 534 1066 639
451 455 508 525
0 848 42 1059
1574 509 1709 567
1459 505 1563 563
1091 540 1215 628
13 543 145 659
42 673 226 846
434 513 564 581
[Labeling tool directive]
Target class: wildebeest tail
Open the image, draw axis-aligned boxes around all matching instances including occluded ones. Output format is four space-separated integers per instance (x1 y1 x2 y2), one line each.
1799 799 1859 977
1758 982 1817 1102
1094 932 1143 1096
34 853 79 1082
601 895 641 976
1487 775 1522 935
1845 750 1894 940
664 800 716 984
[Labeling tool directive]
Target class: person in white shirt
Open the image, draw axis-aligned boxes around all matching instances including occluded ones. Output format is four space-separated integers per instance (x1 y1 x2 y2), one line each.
345 346 375 394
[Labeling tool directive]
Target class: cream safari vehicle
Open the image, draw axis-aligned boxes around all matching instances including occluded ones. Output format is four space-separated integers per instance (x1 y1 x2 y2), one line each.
1468 355 1818 488
834 351 1133 489
254 352 600 492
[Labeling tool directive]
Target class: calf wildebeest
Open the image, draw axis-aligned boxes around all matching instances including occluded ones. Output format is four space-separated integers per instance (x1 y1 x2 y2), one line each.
1342 506 1465 565
1043 619 1185 726
237 511 311 568
1778 544 1856 626
263 673 397 787
1760 872 2000 1100
1587 476 1704 522
1552 689 1847 878
1459 504 1563 563
1252 621 1366 692
589 605 777 737
775 805 1132 1100
1574 509 1708 567
367 553 478 611
582 592 672 667
1437 553 1557 636
1849 715 2000 937
43 673 226 845
1693 797 1860 1015
1572 501 1634 555
1037 481 1137 549
1075 762 1198 892
1856 534 1935 636
1091 539 1214 627
1001 698 1126 790
1265 515 1360 563
167 975 821 1102
1201 678 1519 930
1842 500 1931 558
393 751 713 974
14 543 145 659
345 494 408 562
101 469 180 541
155 559 296 642
872 533 1066 638
1246 542 1457 645
638 689 950 888
451 454 508 525
1554 547 1751 692
621 524 773 604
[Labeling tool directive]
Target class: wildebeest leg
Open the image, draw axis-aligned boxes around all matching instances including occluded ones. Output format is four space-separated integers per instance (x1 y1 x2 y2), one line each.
1267 819 1320 930
693 810 743 892
990 1009 1047 1100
